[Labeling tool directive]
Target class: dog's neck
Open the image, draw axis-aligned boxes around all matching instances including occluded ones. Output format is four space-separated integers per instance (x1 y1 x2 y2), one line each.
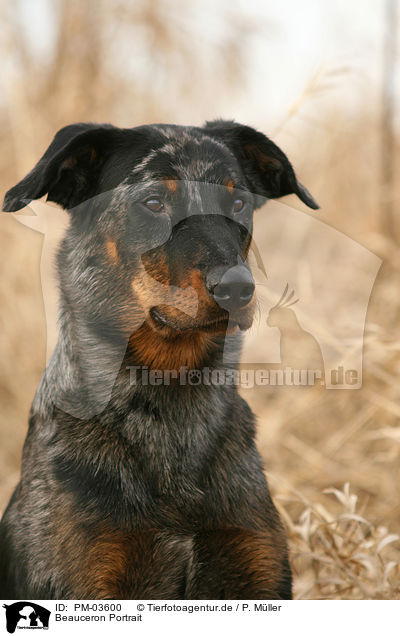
34 301 243 422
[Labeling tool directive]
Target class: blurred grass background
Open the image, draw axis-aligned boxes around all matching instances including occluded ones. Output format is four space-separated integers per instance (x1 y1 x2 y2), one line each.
0 0 399 598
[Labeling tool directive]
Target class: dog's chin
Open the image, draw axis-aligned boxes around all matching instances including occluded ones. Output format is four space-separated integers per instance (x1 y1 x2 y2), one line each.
148 307 253 337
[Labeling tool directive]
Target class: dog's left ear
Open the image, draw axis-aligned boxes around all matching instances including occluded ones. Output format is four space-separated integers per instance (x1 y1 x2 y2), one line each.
2 123 132 212
204 120 319 209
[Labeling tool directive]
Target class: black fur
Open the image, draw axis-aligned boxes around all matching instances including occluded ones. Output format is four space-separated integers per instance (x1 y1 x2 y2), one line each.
0 120 318 599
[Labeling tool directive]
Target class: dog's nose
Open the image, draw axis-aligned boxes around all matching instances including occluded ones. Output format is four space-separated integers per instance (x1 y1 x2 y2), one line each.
206 265 255 310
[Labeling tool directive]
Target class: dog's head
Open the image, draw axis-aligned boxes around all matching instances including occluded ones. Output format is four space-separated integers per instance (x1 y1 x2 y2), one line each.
3 120 318 368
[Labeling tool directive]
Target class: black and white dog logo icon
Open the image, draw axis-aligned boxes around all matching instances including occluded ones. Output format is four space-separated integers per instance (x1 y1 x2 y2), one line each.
3 602 50 633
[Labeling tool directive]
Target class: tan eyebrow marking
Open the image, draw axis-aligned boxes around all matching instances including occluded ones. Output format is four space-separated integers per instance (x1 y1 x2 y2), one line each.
163 177 178 193
106 239 119 265
225 179 234 194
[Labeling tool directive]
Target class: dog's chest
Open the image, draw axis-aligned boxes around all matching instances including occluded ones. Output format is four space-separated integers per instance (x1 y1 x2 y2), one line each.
121 386 226 495
123 412 211 500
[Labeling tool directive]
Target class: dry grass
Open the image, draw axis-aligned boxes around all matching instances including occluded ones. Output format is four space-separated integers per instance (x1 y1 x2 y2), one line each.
0 0 399 600
241 101 400 599
279 483 399 599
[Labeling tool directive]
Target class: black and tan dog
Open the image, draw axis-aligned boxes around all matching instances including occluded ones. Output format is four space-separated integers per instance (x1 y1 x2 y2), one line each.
0 120 318 599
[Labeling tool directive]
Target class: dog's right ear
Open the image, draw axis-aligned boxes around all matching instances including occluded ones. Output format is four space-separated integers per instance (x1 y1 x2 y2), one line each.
204 120 319 210
3 123 133 212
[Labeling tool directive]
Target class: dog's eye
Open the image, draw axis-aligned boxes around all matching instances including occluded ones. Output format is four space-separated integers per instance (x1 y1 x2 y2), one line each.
232 199 244 213
145 198 164 212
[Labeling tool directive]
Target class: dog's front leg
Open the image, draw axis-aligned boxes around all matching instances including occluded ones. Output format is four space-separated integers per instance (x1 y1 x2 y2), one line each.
185 527 292 600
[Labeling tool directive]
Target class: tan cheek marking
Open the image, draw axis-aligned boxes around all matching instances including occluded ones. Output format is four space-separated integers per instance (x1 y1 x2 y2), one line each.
189 269 208 298
181 269 210 302
181 269 203 290
106 239 119 265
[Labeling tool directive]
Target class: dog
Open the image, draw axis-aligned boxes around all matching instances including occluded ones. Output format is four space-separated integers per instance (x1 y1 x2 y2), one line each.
0 120 318 599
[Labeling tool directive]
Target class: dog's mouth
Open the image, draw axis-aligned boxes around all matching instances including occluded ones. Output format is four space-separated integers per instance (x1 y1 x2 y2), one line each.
149 306 253 335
